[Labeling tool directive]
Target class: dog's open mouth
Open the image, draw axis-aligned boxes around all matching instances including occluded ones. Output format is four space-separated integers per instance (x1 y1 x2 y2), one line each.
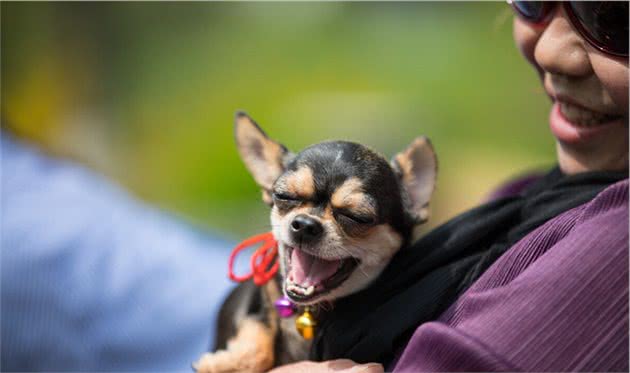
284 246 359 303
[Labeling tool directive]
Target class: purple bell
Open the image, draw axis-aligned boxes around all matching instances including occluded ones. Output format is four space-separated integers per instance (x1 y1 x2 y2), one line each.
274 296 296 318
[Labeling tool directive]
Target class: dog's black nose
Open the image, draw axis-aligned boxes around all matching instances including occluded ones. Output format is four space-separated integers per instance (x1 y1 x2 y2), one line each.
290 214 323 243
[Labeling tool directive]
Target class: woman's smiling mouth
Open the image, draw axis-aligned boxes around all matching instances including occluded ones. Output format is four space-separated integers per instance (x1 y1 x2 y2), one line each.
550 101 626 145
558 101 623 127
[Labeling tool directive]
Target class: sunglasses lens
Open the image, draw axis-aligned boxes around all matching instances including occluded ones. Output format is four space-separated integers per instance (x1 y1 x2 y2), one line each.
511 1 548 23
569 2 628 56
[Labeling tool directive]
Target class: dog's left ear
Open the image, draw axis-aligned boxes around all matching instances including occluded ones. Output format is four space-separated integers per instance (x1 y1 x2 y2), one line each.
391 136 437 224
234 111 293 205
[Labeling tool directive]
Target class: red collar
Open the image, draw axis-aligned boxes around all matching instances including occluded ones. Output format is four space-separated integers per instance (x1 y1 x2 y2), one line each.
228 232 279 286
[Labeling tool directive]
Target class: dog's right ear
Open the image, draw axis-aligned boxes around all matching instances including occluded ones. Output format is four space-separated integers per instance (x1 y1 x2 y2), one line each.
234 111 292 205
391 136 437 224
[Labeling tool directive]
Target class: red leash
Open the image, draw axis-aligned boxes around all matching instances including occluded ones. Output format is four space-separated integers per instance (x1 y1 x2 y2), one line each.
228 232 279 286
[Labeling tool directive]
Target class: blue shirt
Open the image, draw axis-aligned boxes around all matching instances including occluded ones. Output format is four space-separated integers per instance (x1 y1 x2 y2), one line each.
1 132 234 371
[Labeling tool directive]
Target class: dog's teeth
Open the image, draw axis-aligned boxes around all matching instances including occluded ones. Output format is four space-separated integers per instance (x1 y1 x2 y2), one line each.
287 280 319 297
288 283 303 294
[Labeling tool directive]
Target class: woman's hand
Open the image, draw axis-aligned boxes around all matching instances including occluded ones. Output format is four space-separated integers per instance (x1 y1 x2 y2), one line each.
268 359 384 373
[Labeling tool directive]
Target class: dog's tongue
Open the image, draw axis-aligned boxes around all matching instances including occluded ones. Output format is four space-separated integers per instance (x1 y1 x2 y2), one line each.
290 249 340 287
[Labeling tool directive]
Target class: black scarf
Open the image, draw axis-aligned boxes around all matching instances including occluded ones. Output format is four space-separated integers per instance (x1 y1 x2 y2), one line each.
310 167 627 365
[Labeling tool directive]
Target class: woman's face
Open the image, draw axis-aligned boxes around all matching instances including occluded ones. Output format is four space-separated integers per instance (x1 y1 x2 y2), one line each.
513 5 629 174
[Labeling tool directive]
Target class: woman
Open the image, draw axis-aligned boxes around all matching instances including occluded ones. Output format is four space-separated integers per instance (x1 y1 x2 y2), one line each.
272 2 629 372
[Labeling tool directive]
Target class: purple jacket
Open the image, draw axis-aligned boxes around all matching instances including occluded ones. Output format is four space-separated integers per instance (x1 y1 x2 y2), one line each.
392 178 629 372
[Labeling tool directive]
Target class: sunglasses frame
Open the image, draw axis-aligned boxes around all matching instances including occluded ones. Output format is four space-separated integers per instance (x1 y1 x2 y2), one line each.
509 1 629 57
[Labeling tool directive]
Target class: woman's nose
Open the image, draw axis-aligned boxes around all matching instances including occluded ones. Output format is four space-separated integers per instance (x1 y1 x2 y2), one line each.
533 8 593 78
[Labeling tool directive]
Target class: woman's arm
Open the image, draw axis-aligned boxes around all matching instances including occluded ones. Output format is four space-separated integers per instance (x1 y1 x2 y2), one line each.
392 180 628 372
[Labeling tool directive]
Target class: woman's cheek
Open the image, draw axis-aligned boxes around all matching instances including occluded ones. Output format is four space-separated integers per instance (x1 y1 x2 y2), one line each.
590 53 629 115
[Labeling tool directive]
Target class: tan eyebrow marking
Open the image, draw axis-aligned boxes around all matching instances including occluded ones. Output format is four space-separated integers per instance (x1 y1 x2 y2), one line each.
330 177 376 216
284 166 315 198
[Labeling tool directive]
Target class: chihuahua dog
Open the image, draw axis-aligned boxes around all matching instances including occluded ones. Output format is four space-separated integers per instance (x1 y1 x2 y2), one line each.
193 112 437 373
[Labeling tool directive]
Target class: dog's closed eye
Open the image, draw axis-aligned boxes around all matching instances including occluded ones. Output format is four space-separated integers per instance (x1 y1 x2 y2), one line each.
272 192 302 210
272 192 300 202
334 209 375 225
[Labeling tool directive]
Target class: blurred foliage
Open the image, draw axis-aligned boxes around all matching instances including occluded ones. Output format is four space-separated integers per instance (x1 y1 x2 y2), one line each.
2 2 555 240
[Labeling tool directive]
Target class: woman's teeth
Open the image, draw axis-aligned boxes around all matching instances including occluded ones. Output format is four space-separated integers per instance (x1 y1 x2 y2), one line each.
559 102 620 127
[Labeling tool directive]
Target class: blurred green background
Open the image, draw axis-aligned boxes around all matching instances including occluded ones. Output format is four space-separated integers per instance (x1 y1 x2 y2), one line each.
1 2 555 240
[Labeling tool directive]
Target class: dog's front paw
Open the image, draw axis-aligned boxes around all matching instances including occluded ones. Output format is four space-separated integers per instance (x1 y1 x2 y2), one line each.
194 318 275 373
192 351 230 373
193 347 272 373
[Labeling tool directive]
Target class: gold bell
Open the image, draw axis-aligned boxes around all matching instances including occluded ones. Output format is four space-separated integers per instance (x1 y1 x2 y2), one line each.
295 308 317 340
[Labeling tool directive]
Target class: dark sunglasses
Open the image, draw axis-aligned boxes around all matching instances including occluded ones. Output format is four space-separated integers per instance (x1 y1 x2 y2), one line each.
508 1 629 57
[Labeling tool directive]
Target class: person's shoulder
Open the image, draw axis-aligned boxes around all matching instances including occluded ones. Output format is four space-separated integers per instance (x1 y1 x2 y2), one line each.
542 177 628 263
574 178 628 226
536 178 628 281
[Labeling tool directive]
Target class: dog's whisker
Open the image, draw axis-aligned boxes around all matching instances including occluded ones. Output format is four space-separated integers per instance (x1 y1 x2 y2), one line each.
335 246 369 279
317 300 334 312
355 262 369 279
